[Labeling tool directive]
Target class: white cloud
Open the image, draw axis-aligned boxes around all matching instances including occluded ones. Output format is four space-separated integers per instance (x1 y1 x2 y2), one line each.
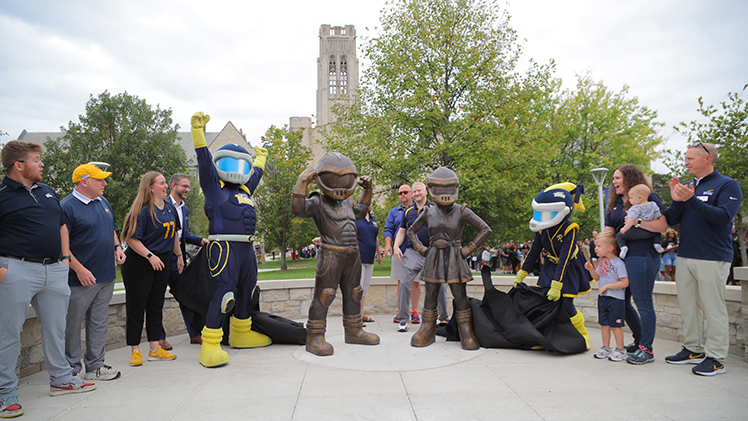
2 0 746 172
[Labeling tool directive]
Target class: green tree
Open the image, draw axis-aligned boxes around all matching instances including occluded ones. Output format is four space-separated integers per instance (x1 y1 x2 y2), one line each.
547 75 665 234
673 85 748 266
254 125 315 271
327 0 558 241
43 91 187 229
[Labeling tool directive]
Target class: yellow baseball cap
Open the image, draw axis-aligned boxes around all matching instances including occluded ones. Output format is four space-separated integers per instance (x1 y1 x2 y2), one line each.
72 163 112 183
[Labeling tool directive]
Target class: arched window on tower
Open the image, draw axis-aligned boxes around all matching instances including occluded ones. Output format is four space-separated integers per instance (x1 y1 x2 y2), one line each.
340 56 348 95
329 55 337 95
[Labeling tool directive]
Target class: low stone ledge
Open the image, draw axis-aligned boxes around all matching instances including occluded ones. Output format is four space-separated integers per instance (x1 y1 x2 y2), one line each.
16 271 748 376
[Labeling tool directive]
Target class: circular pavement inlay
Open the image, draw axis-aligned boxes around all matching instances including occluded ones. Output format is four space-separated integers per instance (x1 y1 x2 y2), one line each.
292 329 485 372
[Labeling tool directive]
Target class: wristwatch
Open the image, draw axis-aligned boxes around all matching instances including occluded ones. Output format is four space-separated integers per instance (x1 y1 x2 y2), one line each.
635 218 642 228
146 252 153 259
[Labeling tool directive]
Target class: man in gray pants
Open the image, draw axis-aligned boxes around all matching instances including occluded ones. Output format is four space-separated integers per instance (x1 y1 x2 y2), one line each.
0 141 95 419
393 182 448 332
62 163 126 381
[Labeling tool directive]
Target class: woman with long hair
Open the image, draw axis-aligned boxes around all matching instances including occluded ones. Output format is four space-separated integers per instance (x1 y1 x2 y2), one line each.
662 230 678 282
120 172 184 366
603 164 667 365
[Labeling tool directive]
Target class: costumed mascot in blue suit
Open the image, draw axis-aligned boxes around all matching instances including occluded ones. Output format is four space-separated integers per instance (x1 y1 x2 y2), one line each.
514 182 592 350
191 112 272 368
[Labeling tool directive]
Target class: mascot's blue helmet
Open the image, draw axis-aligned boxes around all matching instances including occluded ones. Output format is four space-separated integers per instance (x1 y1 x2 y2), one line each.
529 182 585 232
213 144 254 185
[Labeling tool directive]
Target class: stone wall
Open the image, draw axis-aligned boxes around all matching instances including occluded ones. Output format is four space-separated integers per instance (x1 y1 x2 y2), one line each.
16 271 748 377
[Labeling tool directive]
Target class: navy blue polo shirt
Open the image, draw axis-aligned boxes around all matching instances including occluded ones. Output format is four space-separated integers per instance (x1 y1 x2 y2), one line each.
399 201 434 249
0 177 65 259
605 193 664 257
61 190 117 286
356 214 379 264
126 202 180 254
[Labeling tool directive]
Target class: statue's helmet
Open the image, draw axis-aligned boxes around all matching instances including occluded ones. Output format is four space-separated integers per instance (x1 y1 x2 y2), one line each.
213 144 254 185
427 166 459 206
529 182 585 232
315 153 357 201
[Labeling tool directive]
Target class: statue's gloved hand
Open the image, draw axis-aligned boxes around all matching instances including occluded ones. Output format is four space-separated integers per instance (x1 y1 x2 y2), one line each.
358 176 372 189
414 243 428 256
190 112 210 148
300 168 317 183
547 280 563 301
513 270 528 288
254 146 268 170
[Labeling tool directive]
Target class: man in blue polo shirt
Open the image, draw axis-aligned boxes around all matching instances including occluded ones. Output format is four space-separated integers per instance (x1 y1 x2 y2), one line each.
1 141 95 419
62 163 126 382
664 142 742 376
393 182 448 332
383 184 421 324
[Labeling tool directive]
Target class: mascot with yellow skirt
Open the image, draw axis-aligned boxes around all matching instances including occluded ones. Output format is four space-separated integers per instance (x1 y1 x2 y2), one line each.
514 182 592 349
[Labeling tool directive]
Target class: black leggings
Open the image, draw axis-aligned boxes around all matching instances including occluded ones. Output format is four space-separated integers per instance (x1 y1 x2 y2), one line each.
122 248 171 345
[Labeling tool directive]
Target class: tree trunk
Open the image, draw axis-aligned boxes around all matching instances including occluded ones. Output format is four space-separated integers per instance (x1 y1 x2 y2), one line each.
737 210 747 269
280 234 288 271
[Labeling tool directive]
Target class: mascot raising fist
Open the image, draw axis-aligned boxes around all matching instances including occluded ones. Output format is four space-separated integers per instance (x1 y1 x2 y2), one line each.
191 112 272 368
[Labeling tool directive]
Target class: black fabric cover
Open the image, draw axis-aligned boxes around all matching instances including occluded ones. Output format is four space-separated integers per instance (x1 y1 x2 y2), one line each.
437 268 587 354
169 246 306 345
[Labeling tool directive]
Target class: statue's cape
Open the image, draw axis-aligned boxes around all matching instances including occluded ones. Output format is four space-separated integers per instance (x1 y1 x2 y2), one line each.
437 268 587 354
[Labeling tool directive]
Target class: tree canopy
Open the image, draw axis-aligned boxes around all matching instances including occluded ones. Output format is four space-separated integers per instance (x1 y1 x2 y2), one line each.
327 0 664 242
43 91 188 229
253 125 316 270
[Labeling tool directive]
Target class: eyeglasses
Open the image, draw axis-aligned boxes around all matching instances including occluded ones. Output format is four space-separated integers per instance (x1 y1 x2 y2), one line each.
178 184 190 189
693 142 710 155
398 191 411 195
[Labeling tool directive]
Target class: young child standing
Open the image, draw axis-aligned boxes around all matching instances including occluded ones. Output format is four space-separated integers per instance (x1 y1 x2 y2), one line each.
618 184 665 258
585 231 630 361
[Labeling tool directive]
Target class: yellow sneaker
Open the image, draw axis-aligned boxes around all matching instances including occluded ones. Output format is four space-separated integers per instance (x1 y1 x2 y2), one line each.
148 347 176 361
130 350 143 367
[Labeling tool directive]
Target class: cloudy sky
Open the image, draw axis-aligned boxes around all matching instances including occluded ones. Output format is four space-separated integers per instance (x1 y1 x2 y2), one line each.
1 0 746 173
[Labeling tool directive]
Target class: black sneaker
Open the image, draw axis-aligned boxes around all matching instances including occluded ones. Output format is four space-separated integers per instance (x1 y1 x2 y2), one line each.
692 357 726 376
665 347 705 365
625 342 639 355
626 345 654 365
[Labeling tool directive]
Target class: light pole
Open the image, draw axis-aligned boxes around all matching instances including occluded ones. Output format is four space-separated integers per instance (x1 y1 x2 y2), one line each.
590 168 608 232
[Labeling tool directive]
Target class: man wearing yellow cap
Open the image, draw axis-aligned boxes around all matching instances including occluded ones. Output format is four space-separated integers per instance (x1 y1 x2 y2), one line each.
61 163 126 381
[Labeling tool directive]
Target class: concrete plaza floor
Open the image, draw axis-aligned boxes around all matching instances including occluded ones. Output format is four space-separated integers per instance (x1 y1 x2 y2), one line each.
14 315 748 420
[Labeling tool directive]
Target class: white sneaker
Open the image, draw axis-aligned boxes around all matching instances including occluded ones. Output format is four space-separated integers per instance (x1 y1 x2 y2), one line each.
608 348 627 362
619 246 629 259
594 346 611 359
84 364 121 381
397 320 409 332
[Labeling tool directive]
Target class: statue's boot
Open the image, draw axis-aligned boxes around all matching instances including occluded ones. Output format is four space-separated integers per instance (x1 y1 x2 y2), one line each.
199 327 229 368
410 308 438 347
455 309 480 350
229 316 272 348
343 314 380 345
306 319 334 356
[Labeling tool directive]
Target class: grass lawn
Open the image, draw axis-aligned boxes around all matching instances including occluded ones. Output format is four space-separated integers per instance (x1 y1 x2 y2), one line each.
258 256 392 280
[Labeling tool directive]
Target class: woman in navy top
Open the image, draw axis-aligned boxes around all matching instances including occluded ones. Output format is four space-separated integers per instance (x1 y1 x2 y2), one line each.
356 206 381 322
120 172 183 366
604 164 668 365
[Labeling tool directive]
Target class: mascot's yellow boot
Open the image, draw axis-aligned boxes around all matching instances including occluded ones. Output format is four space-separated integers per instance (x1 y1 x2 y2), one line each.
199 327 229 368
229 316 272 348
570 311 590 350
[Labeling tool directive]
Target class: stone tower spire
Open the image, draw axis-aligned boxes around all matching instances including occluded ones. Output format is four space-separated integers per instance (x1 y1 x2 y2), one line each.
316 24 358 129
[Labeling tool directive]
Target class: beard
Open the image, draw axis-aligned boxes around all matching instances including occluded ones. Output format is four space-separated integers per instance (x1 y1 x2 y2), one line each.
22 165 42 183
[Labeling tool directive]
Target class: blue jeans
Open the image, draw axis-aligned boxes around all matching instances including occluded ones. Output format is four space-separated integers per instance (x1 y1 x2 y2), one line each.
623 254 659 350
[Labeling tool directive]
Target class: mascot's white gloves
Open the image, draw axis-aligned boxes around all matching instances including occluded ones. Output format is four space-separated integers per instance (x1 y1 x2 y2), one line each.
547 280 563 301
253 146 268 170
514 270 528 288
191 112 210 148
